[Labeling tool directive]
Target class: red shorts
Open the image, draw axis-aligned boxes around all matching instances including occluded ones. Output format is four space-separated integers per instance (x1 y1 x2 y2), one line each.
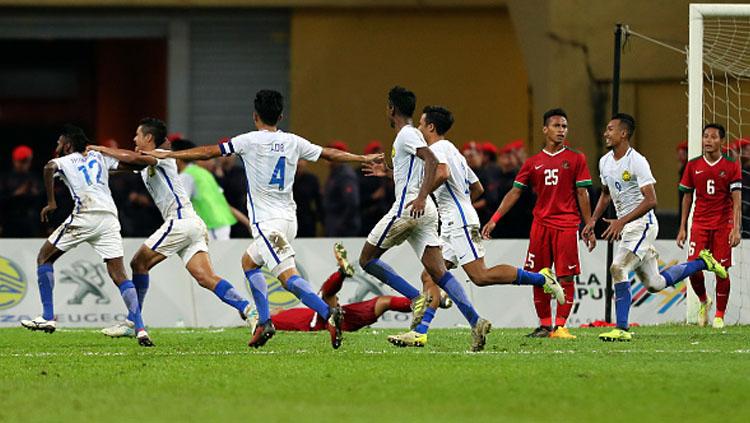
524 222 580 277
271 297 379 332
689 226 732 268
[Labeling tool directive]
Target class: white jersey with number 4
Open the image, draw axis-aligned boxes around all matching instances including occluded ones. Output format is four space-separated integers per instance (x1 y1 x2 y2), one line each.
599 147 656 219
51 151 119 216
220 130 323 224
390 124 427 217
429 139 480 229
140 152 196 221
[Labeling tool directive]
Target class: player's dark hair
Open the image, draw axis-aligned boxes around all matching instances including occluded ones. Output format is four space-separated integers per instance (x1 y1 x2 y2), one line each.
170 139 197 151
254 89 284 125
703 123 726 139
612 113 636 139
422 105 454 135
388 86 416 118
60 124 89 153
139 117 167 146
543 108 567 125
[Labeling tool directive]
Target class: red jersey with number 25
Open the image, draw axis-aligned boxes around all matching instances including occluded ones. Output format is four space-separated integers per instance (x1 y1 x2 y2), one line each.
514 147 592 229
679 155 742 230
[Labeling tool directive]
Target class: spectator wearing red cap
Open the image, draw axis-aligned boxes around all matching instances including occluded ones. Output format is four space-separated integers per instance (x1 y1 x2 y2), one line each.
472 141 503 227
0 145 44 237
323 141 361 236
507 139 527 170
676 140 689 218
487 142 536 239
358 140 395 235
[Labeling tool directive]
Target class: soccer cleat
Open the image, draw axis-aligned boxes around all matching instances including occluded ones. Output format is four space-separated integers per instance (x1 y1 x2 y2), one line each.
327 305 344 349
438 290 453 309
387 330 427 347
20 316 56 334
550 326 577 339
697 297 713 327
333 242 355 277
409 293 428 330
713 316 725 329
599 328 632 342
471 318 492 352
242 307 259 335
540 268 565 305
101 320 135 338
698 249 728 279
136 330 155 347
248 320 276 349
526 326 552 338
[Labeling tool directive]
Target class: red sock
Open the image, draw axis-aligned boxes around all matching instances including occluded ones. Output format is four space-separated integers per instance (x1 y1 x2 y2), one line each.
554 280 575 327
716 276 730 318
690 272 708 303
533 285 552 327
389 296 412 312
320 270 345 297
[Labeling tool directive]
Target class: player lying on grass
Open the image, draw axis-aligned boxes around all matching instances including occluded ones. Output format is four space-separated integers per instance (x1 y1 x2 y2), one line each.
364 105 565 348
145 90 384 350
583 113 728 342
482 108 595 340
677 123 742 329
21 125 152 346
250 243 452 333
89 118 255 347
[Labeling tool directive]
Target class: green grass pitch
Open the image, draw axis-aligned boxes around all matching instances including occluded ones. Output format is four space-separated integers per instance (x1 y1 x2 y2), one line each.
1 325 749 422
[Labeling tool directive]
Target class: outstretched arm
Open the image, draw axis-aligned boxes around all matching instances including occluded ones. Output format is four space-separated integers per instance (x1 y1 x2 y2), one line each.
87 145 156 168
40 161 58 223
320 147 383 164
583 185 611 239
730 190 742 247
469 181 484 201
144 145 222 161
427 164 450 193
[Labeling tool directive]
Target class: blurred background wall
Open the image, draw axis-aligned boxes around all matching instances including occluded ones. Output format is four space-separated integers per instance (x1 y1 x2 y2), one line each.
0 0 738 213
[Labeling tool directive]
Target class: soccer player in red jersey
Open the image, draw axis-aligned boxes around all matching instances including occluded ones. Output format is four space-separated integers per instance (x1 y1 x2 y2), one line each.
259 243 421 333
677 123 742 329
482 108 596 339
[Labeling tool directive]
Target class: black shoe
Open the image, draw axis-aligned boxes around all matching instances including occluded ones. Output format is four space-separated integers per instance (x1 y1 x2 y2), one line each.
526 326 552 338
327 305 344 349
137 331 155 347
248 320 276 348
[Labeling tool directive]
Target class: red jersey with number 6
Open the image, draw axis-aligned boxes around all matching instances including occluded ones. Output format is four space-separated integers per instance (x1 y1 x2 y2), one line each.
514 147 592 229
678 155 742 230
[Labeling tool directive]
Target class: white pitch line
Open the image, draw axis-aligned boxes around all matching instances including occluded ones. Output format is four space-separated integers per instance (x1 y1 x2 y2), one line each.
1 349 748 358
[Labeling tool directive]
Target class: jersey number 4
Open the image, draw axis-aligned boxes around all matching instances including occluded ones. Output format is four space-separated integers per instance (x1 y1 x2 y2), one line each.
269 156 286 190
77 160 103 185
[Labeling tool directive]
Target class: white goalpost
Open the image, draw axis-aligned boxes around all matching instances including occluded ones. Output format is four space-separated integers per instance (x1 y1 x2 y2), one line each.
688 3 750 324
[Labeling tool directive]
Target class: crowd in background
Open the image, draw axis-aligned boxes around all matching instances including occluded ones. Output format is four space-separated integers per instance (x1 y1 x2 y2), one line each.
2 136 749 239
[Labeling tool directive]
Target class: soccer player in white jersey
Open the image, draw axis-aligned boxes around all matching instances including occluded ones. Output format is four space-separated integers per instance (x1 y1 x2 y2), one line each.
365 105 564 348
90 118 258 344
145 90 383 349
356 87 491 352
583 113 727 341
20 125 153 346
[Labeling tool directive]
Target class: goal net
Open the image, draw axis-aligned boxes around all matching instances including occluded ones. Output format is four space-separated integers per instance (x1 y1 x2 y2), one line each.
688 3 750 324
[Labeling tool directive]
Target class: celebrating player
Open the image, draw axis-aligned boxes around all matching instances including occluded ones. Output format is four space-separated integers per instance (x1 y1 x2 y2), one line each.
365 105 565 347
584 113 728 342
145 90 383 349
482 108 595 339
20 125 152 346
677 123 742 328
91 118 254 344
357 87 491 352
